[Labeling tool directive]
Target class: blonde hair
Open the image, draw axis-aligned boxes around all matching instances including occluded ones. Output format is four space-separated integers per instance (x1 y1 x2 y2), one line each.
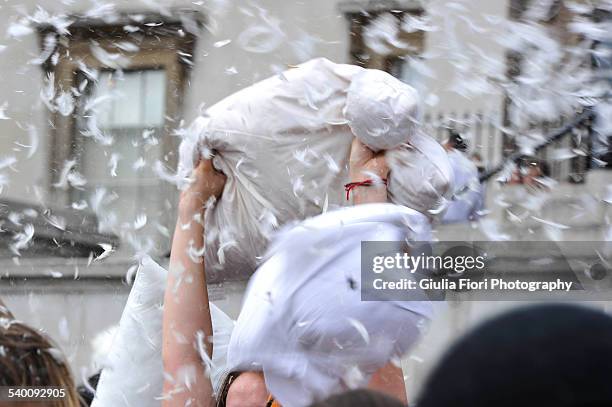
0 308 80 407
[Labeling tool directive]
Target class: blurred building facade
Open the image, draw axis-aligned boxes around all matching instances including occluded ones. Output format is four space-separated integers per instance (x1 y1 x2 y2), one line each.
0 0 610 400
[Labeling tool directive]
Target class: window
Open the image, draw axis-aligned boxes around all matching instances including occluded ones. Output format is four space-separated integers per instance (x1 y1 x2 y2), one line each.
388 55 428 96
73 69 168 229
343 4 426 73
509 0 562 21
38 13 201 254
504 1 595 181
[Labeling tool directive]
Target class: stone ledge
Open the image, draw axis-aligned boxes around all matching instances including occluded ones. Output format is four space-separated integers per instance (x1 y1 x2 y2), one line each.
338 0 424 14
0 256 146 280
0 198 119 258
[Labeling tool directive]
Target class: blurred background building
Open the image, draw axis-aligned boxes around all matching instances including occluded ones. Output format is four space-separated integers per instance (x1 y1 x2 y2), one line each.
0 0 610 400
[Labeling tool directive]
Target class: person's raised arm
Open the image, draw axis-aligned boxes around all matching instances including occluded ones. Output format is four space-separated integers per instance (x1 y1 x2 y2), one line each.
348 139 407 402
162 158 226 407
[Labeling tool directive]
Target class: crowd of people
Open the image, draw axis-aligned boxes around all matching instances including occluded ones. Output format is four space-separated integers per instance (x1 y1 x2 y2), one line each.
1 59 608 407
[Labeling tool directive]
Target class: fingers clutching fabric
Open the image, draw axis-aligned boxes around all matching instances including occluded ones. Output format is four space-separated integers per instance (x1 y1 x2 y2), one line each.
348 138 390 204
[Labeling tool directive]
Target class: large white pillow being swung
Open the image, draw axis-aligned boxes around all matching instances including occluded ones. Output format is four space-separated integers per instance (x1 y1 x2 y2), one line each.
177 58 452 282
226 203 433 407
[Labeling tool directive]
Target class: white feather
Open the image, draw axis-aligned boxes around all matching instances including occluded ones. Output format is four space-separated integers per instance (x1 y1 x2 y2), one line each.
95 243 115 262
11 224 35 255
347 317 370 345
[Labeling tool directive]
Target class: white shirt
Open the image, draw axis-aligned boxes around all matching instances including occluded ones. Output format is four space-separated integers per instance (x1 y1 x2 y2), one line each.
442 149 484 223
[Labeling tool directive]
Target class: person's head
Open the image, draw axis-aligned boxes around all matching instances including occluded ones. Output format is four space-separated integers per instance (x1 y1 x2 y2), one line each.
417 304 612 407
508 156 551 187
309 389 406 407
225 371 269 407
0 308 80 407
521 156 550 178
444 130 468 152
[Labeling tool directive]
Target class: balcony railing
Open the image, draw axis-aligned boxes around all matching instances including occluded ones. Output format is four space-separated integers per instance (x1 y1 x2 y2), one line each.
423 107 597 184
423 111 504 172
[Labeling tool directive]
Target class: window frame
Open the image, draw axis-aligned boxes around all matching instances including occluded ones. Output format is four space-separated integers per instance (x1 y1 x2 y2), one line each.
37 13 201 207
503 1 594 182
344 6 426 72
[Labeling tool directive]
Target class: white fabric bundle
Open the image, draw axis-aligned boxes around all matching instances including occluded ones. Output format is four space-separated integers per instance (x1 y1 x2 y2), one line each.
227 203 433 407
92 257 235 407
345 69 420 151
91 257 165 407
387 130 454 217
178 58 452 281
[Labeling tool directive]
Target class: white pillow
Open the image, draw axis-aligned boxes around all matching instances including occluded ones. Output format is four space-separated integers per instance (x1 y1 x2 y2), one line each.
345 69 420 152
91 257 166 407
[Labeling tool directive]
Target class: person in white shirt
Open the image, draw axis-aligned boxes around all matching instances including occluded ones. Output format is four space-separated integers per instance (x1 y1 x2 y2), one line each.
442 131 484 223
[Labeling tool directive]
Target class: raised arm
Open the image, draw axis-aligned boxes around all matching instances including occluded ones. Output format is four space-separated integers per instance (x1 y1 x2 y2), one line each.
162 158 226 407
348 139 407 403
